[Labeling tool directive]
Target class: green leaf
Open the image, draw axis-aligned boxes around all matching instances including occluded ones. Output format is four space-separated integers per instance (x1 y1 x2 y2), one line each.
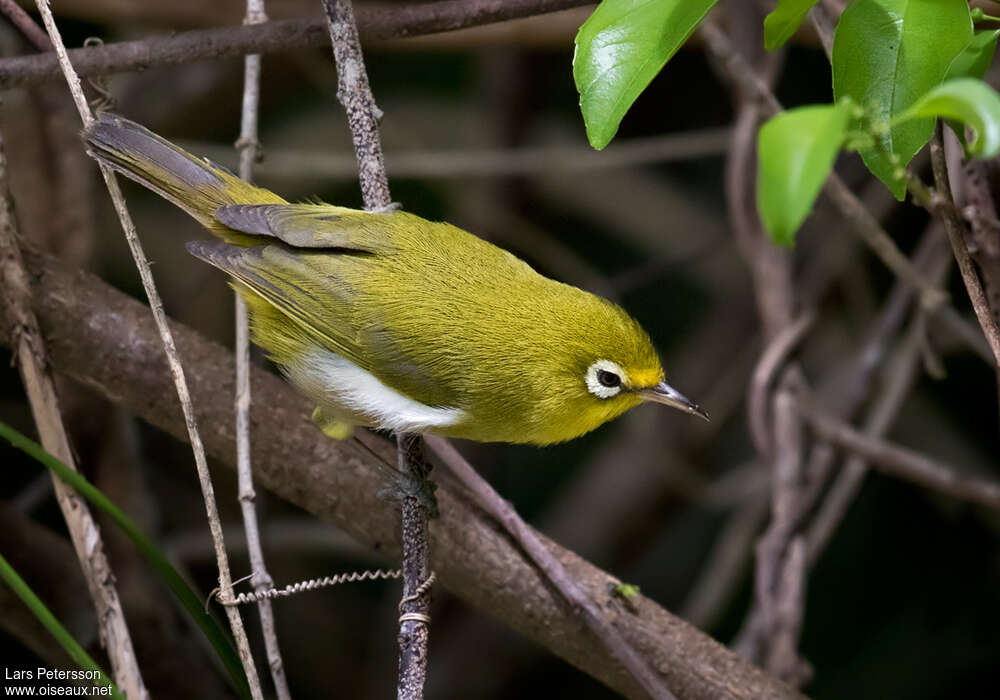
0 421 251 700
945 29 1000 81
832 0 973 199
573 0 719 149
0 552 121 698
757 103 851 245
942 31 1000 147
895 78 1000 157
764 0 821 50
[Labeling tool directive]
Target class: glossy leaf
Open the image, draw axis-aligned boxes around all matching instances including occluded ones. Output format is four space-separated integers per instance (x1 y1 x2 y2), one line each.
942 30 1000 147
757 103 850 245
764 0 821 50
945 29 1000 81
574 0 719 149
832 0 973 199
896 78 1000 157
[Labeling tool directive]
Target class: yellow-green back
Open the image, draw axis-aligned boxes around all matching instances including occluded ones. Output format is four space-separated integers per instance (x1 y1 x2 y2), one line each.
85 114 671 445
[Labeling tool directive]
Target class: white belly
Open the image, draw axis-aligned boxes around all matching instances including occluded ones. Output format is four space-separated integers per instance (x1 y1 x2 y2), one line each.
285 347 465 434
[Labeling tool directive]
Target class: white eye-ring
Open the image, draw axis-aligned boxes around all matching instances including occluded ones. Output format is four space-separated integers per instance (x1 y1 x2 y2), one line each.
586 360 626 399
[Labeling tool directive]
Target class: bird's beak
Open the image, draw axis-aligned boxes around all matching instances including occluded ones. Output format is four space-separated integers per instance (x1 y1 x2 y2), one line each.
637 381 709 421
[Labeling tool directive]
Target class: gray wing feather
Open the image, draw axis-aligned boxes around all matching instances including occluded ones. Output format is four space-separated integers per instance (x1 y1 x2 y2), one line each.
213 203 397 252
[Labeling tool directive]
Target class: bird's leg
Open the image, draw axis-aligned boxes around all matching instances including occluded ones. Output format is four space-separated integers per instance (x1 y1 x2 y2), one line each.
350 432 439 517
386 433 438 517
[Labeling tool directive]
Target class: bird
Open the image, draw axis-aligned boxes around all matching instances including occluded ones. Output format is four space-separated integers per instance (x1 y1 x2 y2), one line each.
84 113 706 445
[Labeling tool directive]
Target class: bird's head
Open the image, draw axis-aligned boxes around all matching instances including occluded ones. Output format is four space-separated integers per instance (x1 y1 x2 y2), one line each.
526 297 707 444
580 356 708 421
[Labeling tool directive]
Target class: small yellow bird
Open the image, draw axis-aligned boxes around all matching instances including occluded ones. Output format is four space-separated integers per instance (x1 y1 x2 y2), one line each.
85 114 706 445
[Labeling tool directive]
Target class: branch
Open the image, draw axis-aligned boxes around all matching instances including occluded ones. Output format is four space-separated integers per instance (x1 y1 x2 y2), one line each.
233 0 291 696
707 6 810 680
320 1 432 697
955 159 1000 331
426 436 678 700
0 248 806 700
180 127 731 181
0 0 52 52
697 18 948 313
928 126 1000 366
804 318 924 563
324 0 390 210
803 223 954 561
754 385 810 686
747 313 815 457
32 0 262 695
0 0 593 90
0 131 147 698
799 398 1000 510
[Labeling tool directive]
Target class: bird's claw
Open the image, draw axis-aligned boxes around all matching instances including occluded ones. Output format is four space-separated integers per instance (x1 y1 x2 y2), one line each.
378 471 439 518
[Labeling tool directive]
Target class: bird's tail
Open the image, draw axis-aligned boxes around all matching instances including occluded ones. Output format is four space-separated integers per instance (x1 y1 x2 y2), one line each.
84 113 285 238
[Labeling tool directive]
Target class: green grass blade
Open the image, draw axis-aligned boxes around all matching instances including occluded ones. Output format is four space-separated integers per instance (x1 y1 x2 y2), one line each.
0 551 122 697
0 421 251 700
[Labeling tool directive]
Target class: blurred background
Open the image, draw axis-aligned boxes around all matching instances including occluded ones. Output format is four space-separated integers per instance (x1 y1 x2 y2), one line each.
0 1 998 698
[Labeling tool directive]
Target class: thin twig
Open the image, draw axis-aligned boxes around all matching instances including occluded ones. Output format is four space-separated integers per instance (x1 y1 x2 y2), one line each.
394 434 433 700
709 7 810 679
734 222 954 650
804 320 924 563
928 125 1000 366
0 0 51 52
0 123 148 700
807 2 834 61
323 0 390 207
747 313 815 457
32 1 263 696
0 0 594 90
426 436 679 700
182 128 732 180
754 386 810 685
717 12 792 340
698 17 949 313
678 492 769 630
954 155 1000 330
799 397 1000 509
234 0 291 697
319 1 433 697
803 224 954 562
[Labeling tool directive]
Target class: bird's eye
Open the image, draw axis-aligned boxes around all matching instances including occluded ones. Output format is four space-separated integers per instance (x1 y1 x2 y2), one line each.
586 360 627 399
597 370 621 388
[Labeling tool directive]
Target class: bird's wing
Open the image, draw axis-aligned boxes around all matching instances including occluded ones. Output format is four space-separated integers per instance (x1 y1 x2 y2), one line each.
213 203 399 252
187 239 371 368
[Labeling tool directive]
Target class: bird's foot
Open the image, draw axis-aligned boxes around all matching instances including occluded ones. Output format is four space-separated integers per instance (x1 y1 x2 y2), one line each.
378 471 439 518
377 433 439 517
372 201 402 214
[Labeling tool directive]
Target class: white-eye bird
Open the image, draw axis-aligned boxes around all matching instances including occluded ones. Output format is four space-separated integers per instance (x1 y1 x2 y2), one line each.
85 114 706 445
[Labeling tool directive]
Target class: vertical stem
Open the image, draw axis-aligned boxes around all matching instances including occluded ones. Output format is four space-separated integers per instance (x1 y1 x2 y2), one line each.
235 1 292 696
929 125 1000 366
396 434 432 700
0 123 148 700
322 0 390 210
33 1 263 696
319 2 433 698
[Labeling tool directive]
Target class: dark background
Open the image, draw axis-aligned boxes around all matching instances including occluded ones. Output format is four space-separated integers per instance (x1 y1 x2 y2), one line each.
0 1 998 698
